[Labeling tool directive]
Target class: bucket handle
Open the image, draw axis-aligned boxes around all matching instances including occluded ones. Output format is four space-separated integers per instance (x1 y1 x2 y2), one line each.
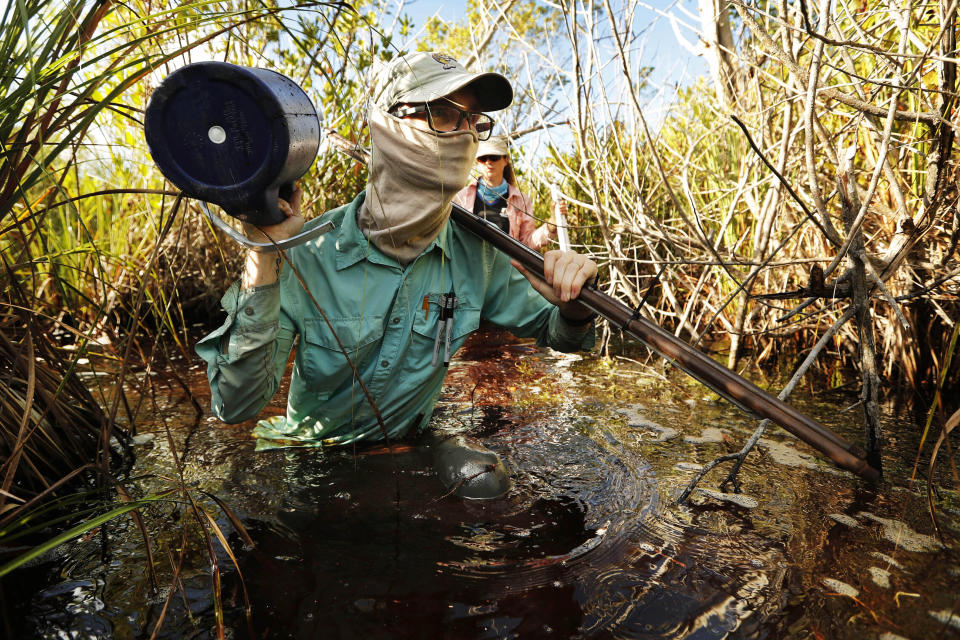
200 201 334 252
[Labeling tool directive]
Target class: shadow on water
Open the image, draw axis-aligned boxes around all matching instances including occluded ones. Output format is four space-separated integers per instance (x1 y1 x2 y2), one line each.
222 409 782 640
7 328 960 639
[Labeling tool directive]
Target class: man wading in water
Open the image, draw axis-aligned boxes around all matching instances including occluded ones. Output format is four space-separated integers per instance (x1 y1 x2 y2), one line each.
197 52 598 486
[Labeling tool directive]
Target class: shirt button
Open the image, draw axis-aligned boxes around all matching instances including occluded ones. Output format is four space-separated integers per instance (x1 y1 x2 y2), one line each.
244 307 254 316
392 317 400 324
381 360 389 367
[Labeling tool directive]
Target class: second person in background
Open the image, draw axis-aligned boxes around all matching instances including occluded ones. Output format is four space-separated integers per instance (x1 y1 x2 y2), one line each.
454 135 566 251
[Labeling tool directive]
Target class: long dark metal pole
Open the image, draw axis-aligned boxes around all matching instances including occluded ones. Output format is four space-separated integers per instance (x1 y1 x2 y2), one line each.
451 205 881 483
325 131 880 482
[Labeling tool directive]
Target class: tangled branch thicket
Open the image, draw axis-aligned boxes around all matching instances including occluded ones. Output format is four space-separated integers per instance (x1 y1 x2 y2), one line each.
506 0 958 408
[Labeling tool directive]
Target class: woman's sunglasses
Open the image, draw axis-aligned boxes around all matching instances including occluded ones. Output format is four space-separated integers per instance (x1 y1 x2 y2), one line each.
477 155 504 163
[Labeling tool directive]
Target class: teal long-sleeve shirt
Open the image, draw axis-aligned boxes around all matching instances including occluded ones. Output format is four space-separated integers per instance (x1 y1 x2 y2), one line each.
196 191 595 449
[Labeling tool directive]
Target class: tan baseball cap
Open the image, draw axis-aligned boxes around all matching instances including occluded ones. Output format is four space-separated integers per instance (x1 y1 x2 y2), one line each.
476 135 510 157
374 52 513 112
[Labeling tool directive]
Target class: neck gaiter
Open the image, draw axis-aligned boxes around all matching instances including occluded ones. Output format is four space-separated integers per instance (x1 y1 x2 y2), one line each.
357 106 478 265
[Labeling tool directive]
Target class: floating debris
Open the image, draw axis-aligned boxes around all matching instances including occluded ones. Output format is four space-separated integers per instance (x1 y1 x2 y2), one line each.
828 513 861 528
647 426 679 442
616 406 678 441
878 633 912 640
697 489 758 509
562 532 605 563
857 513 944 553
132 433 155 446
683 427 728 444
868 567 891 588
675 462 704 471
625 416 663 429
822 578 859 597
870 552 906 571
758 438 820 471
929 609 960 630
616 406 648 424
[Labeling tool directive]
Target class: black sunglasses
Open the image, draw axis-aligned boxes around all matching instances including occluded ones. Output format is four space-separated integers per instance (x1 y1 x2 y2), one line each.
389 103 495 140
477 155 504 163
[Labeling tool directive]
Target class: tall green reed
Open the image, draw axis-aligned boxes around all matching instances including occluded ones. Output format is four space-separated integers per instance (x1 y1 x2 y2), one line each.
0 1 419 635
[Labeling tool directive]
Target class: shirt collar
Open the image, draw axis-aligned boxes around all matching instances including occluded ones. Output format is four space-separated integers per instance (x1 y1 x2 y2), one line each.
333 190 453 271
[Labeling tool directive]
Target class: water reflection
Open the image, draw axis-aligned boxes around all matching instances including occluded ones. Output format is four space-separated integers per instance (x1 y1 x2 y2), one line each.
9 331 960 639
214 402 784 639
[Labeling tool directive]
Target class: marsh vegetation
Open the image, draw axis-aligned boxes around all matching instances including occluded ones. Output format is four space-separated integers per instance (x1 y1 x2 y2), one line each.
1 0 957 637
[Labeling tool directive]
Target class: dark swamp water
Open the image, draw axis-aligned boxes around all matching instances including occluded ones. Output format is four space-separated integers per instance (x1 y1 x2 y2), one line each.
5 328 960 639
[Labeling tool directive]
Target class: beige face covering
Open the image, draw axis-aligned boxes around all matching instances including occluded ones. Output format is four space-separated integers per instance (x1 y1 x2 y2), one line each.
357 105 478 265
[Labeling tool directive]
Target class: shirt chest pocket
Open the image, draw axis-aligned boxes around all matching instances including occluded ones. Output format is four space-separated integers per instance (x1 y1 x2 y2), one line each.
411 297 481 358
300 316 385 386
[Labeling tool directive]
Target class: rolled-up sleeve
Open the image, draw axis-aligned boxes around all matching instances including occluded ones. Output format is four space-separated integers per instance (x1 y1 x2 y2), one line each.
195 281 295 423
540 307 596 352
477 244 595 353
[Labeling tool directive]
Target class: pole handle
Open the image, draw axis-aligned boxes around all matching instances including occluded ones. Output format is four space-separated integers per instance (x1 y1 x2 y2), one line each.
200 202 334 252
450 202 880 482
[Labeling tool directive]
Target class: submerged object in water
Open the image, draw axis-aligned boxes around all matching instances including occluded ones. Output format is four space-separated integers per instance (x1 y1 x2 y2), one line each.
433 434 512 500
